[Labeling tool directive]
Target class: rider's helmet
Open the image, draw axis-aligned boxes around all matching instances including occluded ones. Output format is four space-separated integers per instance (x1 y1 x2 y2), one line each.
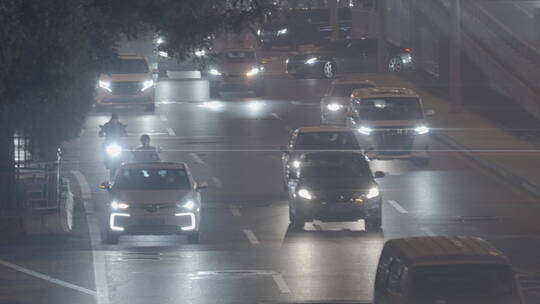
140 134 151 146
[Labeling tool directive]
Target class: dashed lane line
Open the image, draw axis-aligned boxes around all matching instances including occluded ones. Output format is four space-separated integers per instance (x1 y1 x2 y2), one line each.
243 229 260 245
272 274 291 294
190 153 205 165
388 200 408 214
167 127 176 137
420 227 436 236
231 207 241 217
271 113 282 120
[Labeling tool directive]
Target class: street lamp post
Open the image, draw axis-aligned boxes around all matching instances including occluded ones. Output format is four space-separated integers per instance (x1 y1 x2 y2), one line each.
377 0 388 72
450 0 462 109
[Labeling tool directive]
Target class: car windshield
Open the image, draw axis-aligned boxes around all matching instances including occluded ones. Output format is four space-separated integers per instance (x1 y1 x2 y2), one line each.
216 51 255 64
357 97 424 120
331 84 374 97
115 168 191 190
295 131 360 150
410 264 521 303
110 59 149 74
301 155 371 178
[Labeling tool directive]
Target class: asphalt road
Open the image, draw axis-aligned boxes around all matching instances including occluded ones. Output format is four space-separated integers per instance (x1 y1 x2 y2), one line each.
2 74 540 304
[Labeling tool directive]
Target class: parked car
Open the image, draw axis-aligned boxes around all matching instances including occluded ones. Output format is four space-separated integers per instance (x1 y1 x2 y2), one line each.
95 54 156 112
346 87 433 167
374 236 524 304
99 162 208 244
286 151 385 231
321 78 376 124
286 38 415 78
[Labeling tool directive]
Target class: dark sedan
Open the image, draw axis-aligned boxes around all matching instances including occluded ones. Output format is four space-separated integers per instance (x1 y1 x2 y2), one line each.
286 38 415 78
286 151 385 231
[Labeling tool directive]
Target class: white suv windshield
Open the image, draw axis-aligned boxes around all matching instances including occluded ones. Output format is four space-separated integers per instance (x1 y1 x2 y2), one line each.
115 168 191 190
357 97 424 120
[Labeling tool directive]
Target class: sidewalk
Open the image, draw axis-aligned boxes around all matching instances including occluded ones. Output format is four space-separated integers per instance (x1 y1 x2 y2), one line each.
362 73 540 197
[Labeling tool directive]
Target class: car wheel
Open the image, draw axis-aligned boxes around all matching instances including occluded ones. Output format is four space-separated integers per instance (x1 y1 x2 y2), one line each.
145 104 155 112
187 231 200 244
388 57 403 73
105 230 120 244
322 61 336 79
413 158 429 168
365 217 382 231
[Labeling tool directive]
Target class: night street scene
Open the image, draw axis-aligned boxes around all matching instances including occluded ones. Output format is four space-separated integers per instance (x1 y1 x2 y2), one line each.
4 0 540 303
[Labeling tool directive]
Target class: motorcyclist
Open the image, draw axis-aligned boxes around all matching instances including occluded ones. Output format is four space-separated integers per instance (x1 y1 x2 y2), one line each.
133 134 160 162
99 113 127 139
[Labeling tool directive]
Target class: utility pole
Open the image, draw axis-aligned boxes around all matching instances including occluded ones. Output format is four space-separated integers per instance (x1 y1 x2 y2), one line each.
377 0 388 72
329 0 339 41
450 0 462 109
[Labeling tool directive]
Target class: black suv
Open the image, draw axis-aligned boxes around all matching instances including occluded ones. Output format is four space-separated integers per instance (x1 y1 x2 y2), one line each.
286 151 385 231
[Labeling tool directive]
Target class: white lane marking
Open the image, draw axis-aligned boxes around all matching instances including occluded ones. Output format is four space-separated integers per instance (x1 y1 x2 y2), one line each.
0 259 97 296
243 229 260 245
272 274 291 294
84 201 110 304
190 153 205 165
166 127 176 137
160 115 168 122
71 170 91 200
231 207 241 217
271 113 282 120
212 177 224 189
388 200 408 214
420 227 436 236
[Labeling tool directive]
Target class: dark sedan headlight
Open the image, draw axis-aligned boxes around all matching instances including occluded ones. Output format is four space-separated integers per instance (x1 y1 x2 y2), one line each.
327 103 344 111
304 57 318 65
297 189 314 200
355 187 380 203
177 200 196 211
209 68 222 76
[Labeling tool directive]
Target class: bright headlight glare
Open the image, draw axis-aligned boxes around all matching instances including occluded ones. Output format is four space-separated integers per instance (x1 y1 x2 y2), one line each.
105 143 122 157
98 80 111 92
305 57 318 65
358 126 373 135
180 200 195 210
209 68 222 76
298 189 313 200
141 79 154 92
111 201 129 210
277 28 288 36
415 125 429 135
292 160 301 168
194 49 206 57
327 103 343 111
366 187 380 199
246 67 260 77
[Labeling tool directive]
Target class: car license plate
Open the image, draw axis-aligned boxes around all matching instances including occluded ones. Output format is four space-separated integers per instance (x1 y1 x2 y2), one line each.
328 205 351 214
141 218 164 225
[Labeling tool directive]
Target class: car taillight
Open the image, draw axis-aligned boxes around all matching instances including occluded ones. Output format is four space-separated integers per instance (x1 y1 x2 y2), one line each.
404 48 412 53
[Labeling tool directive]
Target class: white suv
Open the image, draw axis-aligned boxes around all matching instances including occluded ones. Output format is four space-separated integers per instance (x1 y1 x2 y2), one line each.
346 87 433 167
96 54 155 112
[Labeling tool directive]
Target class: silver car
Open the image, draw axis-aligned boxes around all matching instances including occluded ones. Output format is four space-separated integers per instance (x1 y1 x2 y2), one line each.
321 79 375 124
99 162 208 244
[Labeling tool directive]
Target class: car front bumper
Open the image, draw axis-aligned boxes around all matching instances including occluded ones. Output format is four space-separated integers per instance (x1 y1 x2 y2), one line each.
96 88 155 105
109 211 199 235
296 199 381 222
209 75 263 92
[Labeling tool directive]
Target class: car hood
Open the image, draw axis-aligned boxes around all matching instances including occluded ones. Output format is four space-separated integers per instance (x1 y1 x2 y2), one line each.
299 178 374 192
112 189 192 205
323 96 349 104
216 63 256 74
100 74 151 82
359 119 426 128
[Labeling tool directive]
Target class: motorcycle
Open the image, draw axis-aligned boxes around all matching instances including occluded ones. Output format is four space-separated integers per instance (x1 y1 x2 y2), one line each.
99 124 128 180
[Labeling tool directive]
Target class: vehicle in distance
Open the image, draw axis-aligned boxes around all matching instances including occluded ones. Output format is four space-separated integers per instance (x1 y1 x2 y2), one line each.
321 78 376 124
281 126 362 188
99 162 208 244
205 48 264 97
374 236 524 304
346 87 433 167
96 54 155 112
286 38 415 79
286 151 385 230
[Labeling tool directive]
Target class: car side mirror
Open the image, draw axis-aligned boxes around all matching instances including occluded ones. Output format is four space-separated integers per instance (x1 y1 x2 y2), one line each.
196 182 209 191
99 181 111 190
374 171 385 179
425 109 435 116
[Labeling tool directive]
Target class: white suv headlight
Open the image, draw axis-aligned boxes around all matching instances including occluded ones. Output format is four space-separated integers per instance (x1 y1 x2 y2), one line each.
141 80 154 92
305 57 318 65
298 189 313 200
415 125 429 135
327 103 343 111
358 126 373 135
365 187 380 199
178 200 195 211
246 67 260 77
98 80 112 92
209 68 222 76
111 201 129 210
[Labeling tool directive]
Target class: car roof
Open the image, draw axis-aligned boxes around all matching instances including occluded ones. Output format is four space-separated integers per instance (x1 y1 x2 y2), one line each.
118 54 147 60
296 126 353 133
218 48 255 53
331 78 376 86
385 236 509 266
120 162 188 170
301 151 366 159
352 87 419 100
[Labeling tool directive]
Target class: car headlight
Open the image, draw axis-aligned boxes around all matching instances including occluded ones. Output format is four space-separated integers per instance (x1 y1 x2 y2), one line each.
365 187 380 199
141 80 154 92
246 67 260 77
105 143 122 157
298 189 313 200
415 125 429 135
209 68 222 76
305 57 318 65
178 200 195 211
98 80 112 92
358 126 373 135
156 37 165 45
327 103 343 111
111 201 129 210
277 28 288 36
292 160 301 168
194 49 206 57
285 58 289 64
